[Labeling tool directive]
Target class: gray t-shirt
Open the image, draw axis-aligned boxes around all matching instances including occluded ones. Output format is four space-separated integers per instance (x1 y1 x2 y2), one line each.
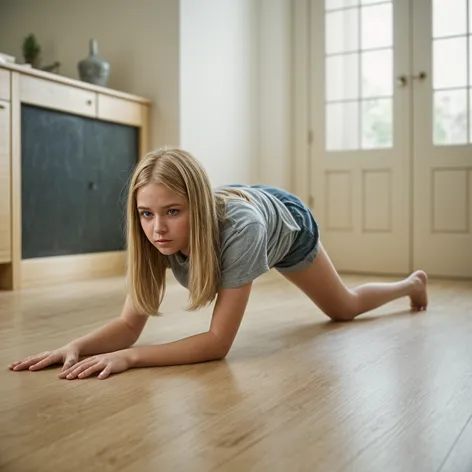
167 185 300 289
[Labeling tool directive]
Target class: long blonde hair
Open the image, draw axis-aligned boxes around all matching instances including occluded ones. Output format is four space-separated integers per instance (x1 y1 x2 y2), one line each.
126 148 250 315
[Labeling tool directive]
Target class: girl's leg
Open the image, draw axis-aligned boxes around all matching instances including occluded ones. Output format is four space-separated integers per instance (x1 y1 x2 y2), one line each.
281 242 428 321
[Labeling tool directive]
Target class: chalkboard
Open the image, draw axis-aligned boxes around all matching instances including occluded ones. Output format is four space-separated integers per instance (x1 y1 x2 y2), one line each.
21 104 139 259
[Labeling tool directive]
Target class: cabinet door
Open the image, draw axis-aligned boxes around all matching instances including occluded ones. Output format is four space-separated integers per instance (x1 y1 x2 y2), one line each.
21 105 89 258
84 119 139 253
21 104 139 258
0 100 11 262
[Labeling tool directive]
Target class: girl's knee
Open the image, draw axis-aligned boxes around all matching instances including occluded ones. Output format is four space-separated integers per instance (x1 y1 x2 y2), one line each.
325 309 356 322
323 292 359 321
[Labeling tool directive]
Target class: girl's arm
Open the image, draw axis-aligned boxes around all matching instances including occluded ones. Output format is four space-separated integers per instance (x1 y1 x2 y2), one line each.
57 283 252 379
9 294 149 372
127 281 253 367
71 294 149 355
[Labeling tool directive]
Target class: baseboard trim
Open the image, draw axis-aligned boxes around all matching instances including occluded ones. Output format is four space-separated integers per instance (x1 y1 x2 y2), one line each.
20 251 127 289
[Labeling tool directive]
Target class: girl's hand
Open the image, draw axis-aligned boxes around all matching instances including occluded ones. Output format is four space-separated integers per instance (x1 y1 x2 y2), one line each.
58 349 132 380
8 343 80 372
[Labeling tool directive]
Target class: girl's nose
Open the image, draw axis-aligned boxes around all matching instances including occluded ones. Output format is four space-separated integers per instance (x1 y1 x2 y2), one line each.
154 217 167 235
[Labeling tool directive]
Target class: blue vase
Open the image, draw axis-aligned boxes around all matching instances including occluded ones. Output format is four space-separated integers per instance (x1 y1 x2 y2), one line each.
78 39 110 87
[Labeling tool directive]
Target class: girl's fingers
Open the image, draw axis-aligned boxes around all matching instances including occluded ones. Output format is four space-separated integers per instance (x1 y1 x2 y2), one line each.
77 363 105 379
10 353 49 371
98 365 111 380
61 355 79 372
10 355 40 369
29 354 60 371
58 362 84 378
60 360 96 379
59 364 89 379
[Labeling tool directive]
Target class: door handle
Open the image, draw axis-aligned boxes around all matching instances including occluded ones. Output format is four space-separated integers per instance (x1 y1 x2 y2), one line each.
396 72 427 87
396 75 408 87
412 71 427 81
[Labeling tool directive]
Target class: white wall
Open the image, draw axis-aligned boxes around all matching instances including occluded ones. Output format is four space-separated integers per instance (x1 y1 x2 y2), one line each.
179 0 292 189
0 0 294 190
258 0 292 191
179 0 259 188
0 0 180 149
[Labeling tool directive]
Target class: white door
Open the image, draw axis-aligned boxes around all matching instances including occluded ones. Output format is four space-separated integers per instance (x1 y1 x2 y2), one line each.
309 0 412 275
412 0 472 278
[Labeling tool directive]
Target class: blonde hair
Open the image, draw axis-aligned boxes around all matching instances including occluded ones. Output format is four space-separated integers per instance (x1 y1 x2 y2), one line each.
126 147 250 315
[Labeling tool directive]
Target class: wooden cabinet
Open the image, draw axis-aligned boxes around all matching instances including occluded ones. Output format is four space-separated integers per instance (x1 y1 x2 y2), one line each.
0 63 151 289
0 100 11 263
0 68 11 263
0 69 10 101
98 94 143 127
20 75 97 118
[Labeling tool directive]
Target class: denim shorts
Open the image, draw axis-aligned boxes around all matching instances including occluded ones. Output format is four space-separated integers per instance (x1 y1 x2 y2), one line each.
250 185 321 273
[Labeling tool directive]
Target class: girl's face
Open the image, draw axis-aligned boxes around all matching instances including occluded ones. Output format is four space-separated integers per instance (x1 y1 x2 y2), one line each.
136 183 190 256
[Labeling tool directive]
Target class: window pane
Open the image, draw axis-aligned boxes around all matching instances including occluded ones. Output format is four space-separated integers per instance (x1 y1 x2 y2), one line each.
433 90 468 145
361 4 392 50
433 38 467 89
326 9 359 54
361 0 389 4
361 49 393 98
326 102 359 150
470 89 472 144
326 0 358 10
470 1 472 36
470 36 472 86
326 54 359 101
433 0 467 38
362 99 393 149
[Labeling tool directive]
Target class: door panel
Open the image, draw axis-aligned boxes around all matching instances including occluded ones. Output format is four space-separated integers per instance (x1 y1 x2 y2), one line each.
21 105 88 259
309 0 412 274
84 119 138 253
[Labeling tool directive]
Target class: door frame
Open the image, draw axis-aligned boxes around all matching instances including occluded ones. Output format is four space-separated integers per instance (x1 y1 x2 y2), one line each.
290 0 311 206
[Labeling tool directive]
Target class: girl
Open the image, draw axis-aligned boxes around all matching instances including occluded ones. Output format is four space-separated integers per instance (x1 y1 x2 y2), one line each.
8 148 428 380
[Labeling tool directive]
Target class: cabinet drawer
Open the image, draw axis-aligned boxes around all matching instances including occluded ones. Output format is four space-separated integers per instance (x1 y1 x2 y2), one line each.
0 69 10 101
97 94 143 127
20 75 97 118
0 100 11 262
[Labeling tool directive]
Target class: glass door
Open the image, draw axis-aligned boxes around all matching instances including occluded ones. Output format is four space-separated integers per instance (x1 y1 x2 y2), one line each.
309 0 412 274
412 0 472 277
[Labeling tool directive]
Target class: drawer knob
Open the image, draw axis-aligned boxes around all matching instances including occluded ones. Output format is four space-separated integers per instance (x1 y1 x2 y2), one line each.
86 99 93 105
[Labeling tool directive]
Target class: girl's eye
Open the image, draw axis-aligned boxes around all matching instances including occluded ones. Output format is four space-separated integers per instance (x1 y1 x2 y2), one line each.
140 211 152 218
168 209 179 216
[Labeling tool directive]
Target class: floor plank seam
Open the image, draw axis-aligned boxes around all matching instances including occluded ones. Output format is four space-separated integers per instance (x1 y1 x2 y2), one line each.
436 412 472 472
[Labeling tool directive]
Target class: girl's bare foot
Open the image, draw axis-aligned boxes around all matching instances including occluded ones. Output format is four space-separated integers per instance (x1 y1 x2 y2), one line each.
408 270 428 311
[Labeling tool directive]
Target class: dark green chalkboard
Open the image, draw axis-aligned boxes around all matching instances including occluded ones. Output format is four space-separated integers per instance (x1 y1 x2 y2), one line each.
21 104 139 259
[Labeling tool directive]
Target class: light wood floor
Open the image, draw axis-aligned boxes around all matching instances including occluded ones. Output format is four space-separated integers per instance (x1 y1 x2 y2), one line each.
1 270 472 472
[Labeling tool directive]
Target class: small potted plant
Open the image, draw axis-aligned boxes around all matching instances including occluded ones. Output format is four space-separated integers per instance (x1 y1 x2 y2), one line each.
22 34 41 68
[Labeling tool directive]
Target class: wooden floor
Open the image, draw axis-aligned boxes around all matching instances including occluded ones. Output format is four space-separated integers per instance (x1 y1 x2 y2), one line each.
1 270 472 472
